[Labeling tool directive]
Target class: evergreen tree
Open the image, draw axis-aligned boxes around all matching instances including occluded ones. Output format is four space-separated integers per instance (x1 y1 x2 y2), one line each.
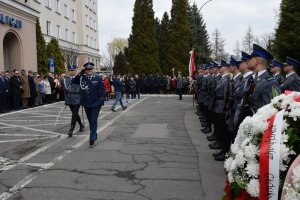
46 38 65 74
36 19 48 75
188 3 211 64
113 52 128 75
273 0 300 62
168 0 190 75
158 12 172 75
128 0 160 74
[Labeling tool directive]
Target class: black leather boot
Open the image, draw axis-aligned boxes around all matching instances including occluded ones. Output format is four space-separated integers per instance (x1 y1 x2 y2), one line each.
68 125 75 137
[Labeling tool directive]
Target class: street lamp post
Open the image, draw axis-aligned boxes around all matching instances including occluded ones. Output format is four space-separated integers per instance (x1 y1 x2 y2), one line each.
199 0 213 13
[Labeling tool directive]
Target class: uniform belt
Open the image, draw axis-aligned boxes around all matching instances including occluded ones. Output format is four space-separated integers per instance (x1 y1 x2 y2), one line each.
215 96 224 100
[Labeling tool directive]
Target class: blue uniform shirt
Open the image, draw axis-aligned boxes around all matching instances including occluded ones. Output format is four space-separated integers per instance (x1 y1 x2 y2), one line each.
72 74 106 108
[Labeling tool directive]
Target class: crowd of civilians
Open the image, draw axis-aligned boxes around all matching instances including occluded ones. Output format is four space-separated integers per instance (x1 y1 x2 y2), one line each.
0 70 192 113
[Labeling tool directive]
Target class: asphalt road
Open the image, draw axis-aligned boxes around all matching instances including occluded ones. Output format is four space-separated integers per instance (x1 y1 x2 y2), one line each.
0 96 225 200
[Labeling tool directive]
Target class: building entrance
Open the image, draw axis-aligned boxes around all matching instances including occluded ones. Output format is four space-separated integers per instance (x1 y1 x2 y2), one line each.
3 31 21 71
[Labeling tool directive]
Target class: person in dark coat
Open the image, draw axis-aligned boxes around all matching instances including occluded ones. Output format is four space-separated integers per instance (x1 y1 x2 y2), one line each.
28 70 37 107
63 65 84 137
72 62 106 146
281 57 300 93
10 70 22 110
135 75 142 99
0 71 6 113
176 72 183 100
128 77 136 99
4 72 12 111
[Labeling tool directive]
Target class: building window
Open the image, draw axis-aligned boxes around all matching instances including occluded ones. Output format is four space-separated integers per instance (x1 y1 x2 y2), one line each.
86 15 88 26
65 29 69 41
64 4 68 18
46 0 51 8
72 32 76 43
90 17 92 28
71 9 75 21
55 0 60 12
89 0 91 8
56 25 60 39
90 37 93 47
46 21 51 36
93 20 96 30
93 2 95 11
94 39 97 48
87 35 89 46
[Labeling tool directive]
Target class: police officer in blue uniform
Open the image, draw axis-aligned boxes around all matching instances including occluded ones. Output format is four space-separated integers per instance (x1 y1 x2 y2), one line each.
247 44 281 114
270 60 285 85
211 60 231 161
72 62 106 146
225 56 243 142
63 65 84 137
233 51 253 131
281 57 300 92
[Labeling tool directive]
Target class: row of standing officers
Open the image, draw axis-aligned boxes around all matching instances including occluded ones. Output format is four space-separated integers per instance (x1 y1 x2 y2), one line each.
195 43 300 161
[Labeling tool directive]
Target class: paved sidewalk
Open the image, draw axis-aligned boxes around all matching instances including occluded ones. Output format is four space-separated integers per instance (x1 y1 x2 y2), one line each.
0 96 225 200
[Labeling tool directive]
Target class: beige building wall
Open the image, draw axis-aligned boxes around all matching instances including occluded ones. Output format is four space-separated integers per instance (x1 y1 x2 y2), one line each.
15 0 101 72
0 0 38 72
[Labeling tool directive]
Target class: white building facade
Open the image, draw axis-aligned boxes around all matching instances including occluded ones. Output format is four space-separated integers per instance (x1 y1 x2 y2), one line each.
1 0 101 72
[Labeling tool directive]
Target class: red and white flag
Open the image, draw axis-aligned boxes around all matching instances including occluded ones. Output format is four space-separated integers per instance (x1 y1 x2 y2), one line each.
189 50 196 78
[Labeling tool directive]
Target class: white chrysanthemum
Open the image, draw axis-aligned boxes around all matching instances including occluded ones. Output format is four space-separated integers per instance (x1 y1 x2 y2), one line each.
281 132 289 144
235 151 246 168
224 157 233 172
246 178 260 197
280 145 296 162
241 137 252 147
231 142 240 155
281 94 296 109
230 158 238 172
245 160 259 178
257 104 278 120
244 144 259 160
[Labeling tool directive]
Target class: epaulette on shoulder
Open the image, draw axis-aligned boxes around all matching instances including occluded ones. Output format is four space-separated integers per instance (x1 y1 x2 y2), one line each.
266 77 274 81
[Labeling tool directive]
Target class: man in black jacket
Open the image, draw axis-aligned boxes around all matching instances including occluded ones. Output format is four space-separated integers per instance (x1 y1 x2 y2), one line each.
28 70 37 107
10 70 22 110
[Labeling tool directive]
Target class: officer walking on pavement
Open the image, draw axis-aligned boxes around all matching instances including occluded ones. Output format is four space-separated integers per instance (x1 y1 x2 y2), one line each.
63 65 84 137
72 62 106 146
281 57 300 92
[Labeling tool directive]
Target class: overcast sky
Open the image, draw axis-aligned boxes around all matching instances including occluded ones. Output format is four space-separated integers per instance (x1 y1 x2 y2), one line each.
98 0 281 56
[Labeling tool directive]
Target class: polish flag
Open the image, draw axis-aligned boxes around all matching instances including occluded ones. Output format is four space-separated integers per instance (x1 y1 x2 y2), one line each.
189 50 196 78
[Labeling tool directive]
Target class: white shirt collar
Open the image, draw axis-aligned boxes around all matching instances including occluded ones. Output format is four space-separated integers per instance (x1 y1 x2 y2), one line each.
243 71 253 78
233 72 241 80
222 73 229 78
286 72 295 78
257 70 267 78
274 72 280 77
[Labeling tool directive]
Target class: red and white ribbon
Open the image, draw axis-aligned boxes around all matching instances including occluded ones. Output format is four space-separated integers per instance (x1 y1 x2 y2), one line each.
259 109 285 200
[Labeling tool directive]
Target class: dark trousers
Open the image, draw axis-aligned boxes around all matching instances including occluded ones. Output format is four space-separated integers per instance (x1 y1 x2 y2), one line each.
136 88 140 99
214 113 230 153
69 104 83 128
177 88 183 99
13 95 21 110
84 106 101 141
5 94 11 111
28 96 35 107
0 92 5 112
203 105 211 127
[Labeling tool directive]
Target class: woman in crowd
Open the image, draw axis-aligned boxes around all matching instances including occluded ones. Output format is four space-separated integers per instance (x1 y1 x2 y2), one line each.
44 76 52 104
